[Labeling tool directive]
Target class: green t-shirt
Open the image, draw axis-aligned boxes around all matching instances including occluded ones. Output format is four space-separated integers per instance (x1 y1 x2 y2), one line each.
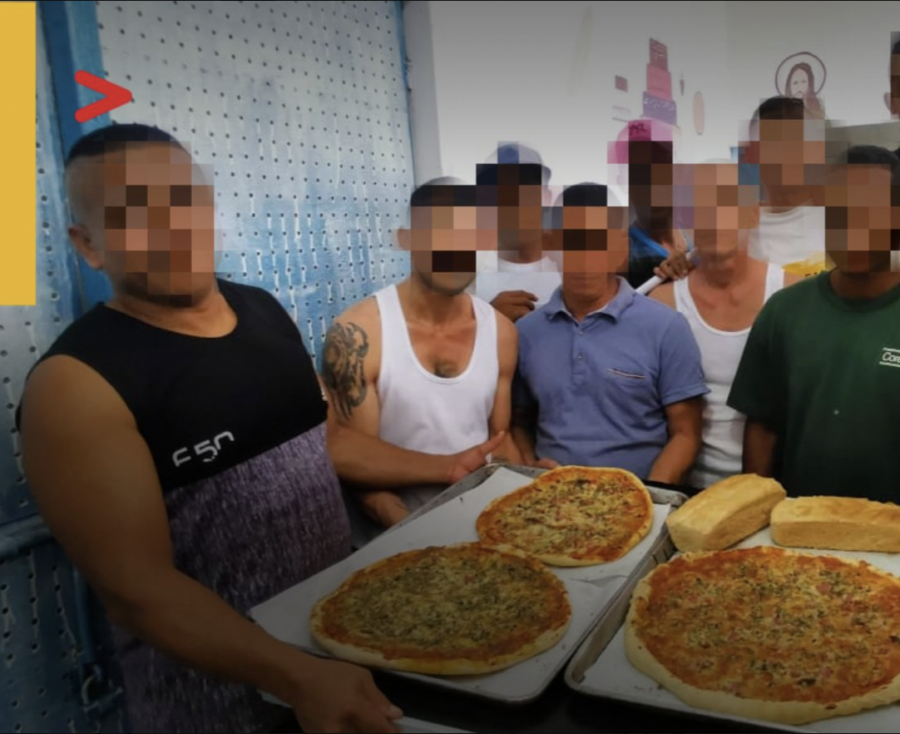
728 272 900 502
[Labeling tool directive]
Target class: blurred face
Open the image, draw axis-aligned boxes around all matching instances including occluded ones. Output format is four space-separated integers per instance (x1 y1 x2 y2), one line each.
789 68 810 99
68 141 216 306
556 205 629 299
688 164 760 259
406 202 480 296
496 183 545 250
825 164 895 274
627 140 674 212
751 118 825 189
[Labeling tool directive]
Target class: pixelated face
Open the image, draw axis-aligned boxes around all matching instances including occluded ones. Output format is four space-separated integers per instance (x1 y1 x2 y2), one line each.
627 141 674 210
96 142 215 302
789 68 810 99
556 205 629 297
824 164 895 274
688 164 759 257
753 119 825 188
496 183 545 250
407 202 480 296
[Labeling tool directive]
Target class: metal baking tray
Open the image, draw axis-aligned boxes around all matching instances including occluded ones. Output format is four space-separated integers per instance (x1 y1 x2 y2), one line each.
564 527 900 733
251 464 688 706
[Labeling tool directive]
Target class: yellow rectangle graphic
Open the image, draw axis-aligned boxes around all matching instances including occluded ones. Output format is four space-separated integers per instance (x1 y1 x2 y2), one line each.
0 2 37 306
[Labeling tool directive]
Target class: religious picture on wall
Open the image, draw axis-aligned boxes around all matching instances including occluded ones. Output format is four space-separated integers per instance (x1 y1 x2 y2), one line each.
776 52 826 118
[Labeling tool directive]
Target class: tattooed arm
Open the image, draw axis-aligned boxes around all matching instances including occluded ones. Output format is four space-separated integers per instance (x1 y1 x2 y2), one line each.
322 309 382 435
322 306 406 526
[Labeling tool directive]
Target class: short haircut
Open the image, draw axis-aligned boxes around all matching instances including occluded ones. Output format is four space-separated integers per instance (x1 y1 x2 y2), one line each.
835 144 900 181
751 96 807 123
892 31 900 57
475 163 544 186
832 145 900 207
558 183 609 207
408 177 477 209
551 183 626 228
64 123 185 167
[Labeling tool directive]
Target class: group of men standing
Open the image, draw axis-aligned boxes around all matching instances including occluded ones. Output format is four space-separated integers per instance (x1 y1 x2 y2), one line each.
14 33 900 734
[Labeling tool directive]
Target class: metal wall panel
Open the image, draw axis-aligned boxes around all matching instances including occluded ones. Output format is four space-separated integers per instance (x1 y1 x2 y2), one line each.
98 0 414 362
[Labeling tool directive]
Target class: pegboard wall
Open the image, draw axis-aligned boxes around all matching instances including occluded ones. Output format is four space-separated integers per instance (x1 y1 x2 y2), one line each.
98 0 415 363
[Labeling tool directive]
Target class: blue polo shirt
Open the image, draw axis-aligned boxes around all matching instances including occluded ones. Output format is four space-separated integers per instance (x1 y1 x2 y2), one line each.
514 278 708 478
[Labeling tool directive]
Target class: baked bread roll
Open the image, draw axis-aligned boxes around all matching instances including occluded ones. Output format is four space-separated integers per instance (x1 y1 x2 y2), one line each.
771 497 900 553
667 474 786 552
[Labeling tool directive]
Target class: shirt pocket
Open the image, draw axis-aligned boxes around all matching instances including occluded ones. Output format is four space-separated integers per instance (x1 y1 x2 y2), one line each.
600 366 658 412
605 367 650 389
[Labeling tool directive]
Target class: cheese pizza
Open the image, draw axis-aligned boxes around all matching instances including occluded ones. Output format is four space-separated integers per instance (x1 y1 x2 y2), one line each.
476 466 654 566
625 546 900 725
310 543 571 675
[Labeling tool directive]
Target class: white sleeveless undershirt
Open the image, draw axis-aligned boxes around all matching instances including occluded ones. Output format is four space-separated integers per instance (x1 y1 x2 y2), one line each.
373 284 498 512
674 264 784 489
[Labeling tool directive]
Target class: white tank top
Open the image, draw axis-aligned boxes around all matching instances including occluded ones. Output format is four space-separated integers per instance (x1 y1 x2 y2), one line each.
374 284 498 512
674 264 784 489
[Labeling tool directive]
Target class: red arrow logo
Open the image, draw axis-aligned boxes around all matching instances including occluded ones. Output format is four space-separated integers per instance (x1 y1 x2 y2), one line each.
74 71 133 123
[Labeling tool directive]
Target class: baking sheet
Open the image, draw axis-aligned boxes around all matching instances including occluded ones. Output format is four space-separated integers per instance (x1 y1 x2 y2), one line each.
569 527 900 733
360 466 673 585
250 467 671 704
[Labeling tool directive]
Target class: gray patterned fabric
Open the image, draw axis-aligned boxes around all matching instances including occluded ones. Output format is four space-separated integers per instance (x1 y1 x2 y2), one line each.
114 423 351 733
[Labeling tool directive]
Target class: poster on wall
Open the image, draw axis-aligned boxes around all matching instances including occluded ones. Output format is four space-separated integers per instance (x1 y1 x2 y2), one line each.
776 52 827 118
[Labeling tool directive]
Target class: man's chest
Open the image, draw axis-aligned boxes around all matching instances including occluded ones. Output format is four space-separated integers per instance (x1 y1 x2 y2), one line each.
406 322 478 378
784 317 900 416
138 338 326 488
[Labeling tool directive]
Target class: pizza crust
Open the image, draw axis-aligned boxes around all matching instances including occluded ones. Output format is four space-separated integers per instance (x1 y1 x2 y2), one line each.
310 544 571 676
625 550 900 725
312 615 568 676
477 466 654 566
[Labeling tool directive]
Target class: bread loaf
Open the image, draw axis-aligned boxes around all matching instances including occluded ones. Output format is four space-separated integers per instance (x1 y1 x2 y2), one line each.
666 474 786 552
771 496 900 553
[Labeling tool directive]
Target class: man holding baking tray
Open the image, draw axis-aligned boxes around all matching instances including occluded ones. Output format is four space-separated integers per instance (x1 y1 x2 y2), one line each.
729 145 900 503
15 124 503 734
324 177 521 541
512 183 708 485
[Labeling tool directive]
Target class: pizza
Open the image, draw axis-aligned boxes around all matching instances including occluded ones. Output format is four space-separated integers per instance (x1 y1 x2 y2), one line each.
476 466 654 566
310 543 571 675
625 546 900 725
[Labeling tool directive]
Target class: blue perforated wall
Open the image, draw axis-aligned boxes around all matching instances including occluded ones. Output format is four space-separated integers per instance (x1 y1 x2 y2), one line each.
98 0 414 362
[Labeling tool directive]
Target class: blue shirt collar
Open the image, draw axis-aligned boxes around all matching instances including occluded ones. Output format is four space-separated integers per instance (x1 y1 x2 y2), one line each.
545 277 636 323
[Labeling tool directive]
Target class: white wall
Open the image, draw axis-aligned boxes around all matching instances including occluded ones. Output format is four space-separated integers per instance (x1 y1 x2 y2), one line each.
725 0 900 133
405 0 900 189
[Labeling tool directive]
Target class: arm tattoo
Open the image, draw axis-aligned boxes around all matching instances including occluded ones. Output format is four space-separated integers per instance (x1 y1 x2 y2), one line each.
322 321 370 421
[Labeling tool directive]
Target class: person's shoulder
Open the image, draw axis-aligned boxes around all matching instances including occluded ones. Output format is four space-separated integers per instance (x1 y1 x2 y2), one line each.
333 291 379 329
19 352 129 433
516 301 554 333
647 281 676 309
630 290 684 323
218 277 276 304
768 270 821 304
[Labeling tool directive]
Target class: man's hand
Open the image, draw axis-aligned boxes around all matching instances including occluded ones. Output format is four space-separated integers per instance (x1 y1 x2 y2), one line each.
491 291 537 322
653 250 694 281
446 432 506 484
361 490 411 528
290 658 402 733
